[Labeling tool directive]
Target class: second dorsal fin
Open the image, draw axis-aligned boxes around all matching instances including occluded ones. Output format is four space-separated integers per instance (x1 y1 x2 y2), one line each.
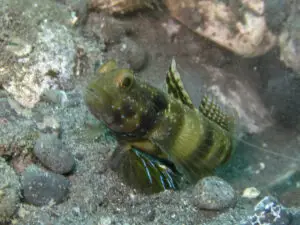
166 59 194 109
199 95 234 131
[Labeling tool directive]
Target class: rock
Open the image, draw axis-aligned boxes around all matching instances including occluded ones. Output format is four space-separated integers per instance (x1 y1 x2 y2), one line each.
291 211 300 225
279 1 300 75
263 73 300 128
165 0 277 57
62 0 89 26
241 196 292 225
5 37 33 57
0 0 104 108
36 116 61 133
22 165 70 206
86 13 134 45
202 64 273 134
264 0 290 34
40 89 68 106
89 0 157 14
191 176 237 210
0 0 77 108
0 157 21 223
242 187 261 199
34 133 75 174
122 37 148 71
7 98 32 118
0 97 13 118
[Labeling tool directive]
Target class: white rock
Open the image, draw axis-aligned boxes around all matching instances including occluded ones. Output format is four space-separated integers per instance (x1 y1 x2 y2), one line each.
165 0 277 57
242 187 261 199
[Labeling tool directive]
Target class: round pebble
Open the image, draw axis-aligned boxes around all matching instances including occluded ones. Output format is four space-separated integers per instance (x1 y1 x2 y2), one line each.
122 37 148 71
0 158 20 223
242 187 261 199
191 176 237 210
34 133 75 174
22 165 70 206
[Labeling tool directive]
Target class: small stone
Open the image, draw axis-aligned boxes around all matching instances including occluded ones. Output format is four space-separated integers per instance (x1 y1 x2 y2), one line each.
63 0 88 26
0 158 21 223
74 152 84 161
40 89 68 106
34 133 75 174
144 209 156 222
122 37 148 71
72 206 81 217
242 187 261 199
36 116 61 132
99 216 112 225
7 98 32 118
191 176 237 210
5 37 33 57
22 165 70 206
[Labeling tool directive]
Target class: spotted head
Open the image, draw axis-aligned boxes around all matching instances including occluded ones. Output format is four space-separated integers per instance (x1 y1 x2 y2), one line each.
84 60 168 137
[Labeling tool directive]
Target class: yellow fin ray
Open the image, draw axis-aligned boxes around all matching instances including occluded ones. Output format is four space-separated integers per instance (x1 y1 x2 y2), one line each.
166 58 194 109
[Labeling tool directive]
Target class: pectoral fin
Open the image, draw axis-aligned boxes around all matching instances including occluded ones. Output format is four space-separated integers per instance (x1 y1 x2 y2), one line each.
109 141 180 194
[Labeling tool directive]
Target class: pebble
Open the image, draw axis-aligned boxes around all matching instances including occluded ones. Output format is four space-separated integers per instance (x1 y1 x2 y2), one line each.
241 196 292 225
0 157 21 223
122 37 148 71
5 37 33 57
7 97 32 118
22 165 70 206
34 133 75 174
40 89 68 106
64 0 88 26
36 116 61 132
191 176 237 210
242 187 261 199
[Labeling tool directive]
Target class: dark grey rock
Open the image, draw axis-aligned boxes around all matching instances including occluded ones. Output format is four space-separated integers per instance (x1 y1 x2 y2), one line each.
123 37 148 72
241 196 292 225
291 211 300 225
0 157 21 223
263 73 300 129
22 165 70 206
191 176 237 210
86 13 133 44
265 0 290 34
34 133 75 174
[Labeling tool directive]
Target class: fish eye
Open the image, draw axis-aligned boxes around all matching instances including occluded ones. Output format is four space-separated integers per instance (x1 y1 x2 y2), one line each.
122 76 132 88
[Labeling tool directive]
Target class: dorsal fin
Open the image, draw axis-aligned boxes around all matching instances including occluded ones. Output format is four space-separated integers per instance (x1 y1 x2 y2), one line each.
166 59 194 109
199 95 234 131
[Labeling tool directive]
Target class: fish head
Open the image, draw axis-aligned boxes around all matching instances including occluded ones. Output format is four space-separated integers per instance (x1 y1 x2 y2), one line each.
84 60 168 135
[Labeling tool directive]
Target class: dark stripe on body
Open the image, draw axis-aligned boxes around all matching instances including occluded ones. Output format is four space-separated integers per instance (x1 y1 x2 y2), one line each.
191 124 215 162
182 121 231 180
115 91 168 138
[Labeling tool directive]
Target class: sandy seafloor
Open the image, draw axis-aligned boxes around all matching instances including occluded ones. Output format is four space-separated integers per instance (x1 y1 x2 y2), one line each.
0 0 300 224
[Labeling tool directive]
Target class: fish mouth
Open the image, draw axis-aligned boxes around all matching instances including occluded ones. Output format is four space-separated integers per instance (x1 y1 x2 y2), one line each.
85 86 112 120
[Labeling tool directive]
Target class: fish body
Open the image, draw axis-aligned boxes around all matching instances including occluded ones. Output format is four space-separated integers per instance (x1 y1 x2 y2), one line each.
84 59 235 193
